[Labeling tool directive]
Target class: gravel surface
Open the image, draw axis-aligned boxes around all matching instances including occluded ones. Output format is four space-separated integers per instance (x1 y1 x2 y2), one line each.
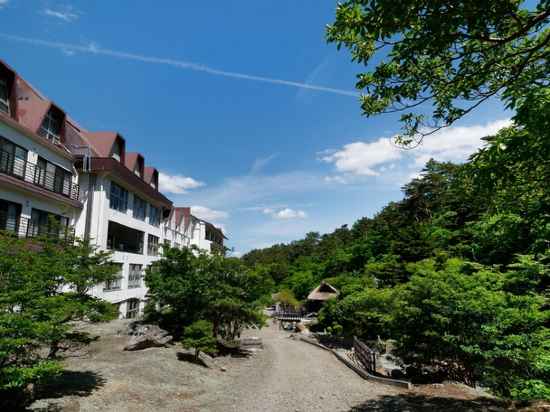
29 320 530 412
207 322 401 412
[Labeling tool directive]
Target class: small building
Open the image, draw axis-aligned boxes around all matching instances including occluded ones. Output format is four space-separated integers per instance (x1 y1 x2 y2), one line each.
307 281 339 312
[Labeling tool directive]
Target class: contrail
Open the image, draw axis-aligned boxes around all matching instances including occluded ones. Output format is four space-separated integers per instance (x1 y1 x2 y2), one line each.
0 33 359 97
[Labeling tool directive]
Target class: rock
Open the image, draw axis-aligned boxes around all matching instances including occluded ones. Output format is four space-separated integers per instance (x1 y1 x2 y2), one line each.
220 366 227 372
198 351 217 368
240 336 263 349
124 324 172 351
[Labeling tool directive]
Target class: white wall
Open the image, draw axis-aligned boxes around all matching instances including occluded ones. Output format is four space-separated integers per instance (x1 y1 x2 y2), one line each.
75 174 167 318
0 121 79 224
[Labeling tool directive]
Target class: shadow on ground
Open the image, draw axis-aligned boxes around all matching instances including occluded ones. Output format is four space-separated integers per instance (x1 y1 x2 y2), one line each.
176 351 209 367
348 394 541 412
34 370 106 399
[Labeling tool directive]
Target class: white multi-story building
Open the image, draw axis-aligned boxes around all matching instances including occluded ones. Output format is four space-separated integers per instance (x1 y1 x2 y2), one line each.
65 128 174 319
0 60 81 242
162 207 227 254
0 59 226 319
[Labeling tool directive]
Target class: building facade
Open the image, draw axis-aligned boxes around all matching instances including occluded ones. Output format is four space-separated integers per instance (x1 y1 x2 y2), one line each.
0 59 226 319
0 60 81 242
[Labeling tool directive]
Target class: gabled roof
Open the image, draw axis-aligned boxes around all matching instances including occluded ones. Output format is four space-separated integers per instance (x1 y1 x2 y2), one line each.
82 131 125 158
174 207 190 228
0 59 73 159
125 152 144 172
144 166 158 184
201 218 228 240
307 282 339 301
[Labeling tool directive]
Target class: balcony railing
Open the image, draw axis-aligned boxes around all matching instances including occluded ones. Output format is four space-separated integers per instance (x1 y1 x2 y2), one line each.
0 149 80 201
0 213 75 243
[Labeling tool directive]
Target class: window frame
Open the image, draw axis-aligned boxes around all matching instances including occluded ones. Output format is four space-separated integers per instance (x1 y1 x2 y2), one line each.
147 234 159 256
128 264 143 289
38 109 63 144
132 195 147 221
109 181 128 212
104 263 123 291
0 78 10 115
149 205 160 227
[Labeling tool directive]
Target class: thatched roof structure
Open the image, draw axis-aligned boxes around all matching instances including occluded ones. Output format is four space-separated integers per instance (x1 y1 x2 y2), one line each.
307 281 339 301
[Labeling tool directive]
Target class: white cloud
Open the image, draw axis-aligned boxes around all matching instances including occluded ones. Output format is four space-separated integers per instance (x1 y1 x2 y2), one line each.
159 172 204 194
411 119 512 167
263 207 307 220
322 137 402 176
322 119 512 179
0 0 9 9
190 206 228 221
43 7 80 22
62 48 75 56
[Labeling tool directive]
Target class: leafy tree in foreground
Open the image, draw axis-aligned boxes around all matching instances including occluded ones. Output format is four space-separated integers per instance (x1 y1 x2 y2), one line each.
393 258 549 398
181 320 217 361
145 247 267 342
0 234 118 407
327 0 550 143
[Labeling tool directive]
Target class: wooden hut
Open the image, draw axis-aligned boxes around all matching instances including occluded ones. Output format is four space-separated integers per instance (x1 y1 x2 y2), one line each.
306 281 339 312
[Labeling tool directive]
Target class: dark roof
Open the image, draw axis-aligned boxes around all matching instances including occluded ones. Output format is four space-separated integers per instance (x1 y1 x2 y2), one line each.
81 131 125 158
0 59 170 205
307 282 339 301
84 157 172 209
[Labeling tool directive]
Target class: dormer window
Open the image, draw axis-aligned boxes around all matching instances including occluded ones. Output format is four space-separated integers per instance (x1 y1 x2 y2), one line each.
134 165 142 178
38 108 62 143
111 140 122 161
0 78 9 115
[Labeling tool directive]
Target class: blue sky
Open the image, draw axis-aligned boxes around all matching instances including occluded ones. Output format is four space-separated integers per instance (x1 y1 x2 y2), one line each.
0 1 511 255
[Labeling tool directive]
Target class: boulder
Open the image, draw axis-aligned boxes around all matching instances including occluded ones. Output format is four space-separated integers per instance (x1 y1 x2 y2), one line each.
124 324 172 351
240 336 263 349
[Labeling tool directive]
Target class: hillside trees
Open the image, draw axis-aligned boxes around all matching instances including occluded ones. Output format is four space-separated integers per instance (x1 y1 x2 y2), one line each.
242 94 550 399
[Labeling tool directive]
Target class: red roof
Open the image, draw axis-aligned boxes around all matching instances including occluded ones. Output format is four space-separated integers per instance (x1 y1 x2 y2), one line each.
124 152 144 173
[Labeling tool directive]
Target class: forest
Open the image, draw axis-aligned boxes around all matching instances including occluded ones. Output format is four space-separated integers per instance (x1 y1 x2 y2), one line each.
242 92 550 400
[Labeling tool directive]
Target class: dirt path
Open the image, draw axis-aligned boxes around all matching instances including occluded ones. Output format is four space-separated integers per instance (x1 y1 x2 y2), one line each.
202 321 401 412
29 320 519 412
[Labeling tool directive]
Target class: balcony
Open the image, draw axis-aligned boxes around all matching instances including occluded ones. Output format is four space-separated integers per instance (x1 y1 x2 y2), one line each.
0 148 80 201
107 221 144 254
0 212 75 243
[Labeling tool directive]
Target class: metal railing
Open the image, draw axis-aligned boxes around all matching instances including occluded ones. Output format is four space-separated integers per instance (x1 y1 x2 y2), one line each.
0 213 75 243
0 148 80 201
353 336 377 374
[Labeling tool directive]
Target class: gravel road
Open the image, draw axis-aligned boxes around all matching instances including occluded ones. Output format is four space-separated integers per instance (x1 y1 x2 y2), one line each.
204 321 401 412
30 320 517 412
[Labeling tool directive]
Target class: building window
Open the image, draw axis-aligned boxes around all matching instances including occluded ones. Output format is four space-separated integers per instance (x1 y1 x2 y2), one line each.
107 221 144 254
38 108 63 144
128 264 142 288
0 137 27 179
104 264 123 291
32 156 72 197
29 208 69 239
126 298 140 319
111 141 122 161
110 182 128 212
0 199 21 233
0 78 10 115
147 234 159 256
133 196 147 221
149 205 160 226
